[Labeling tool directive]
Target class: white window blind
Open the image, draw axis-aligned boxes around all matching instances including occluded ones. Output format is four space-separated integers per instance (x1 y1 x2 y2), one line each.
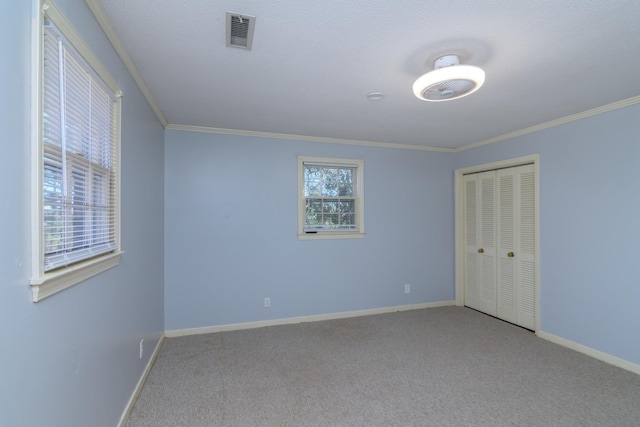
42 21 118 272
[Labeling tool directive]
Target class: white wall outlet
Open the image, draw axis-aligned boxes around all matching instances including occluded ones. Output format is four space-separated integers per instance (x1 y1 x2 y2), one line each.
404 284 411 294
139 339 144 359
264 297 271 308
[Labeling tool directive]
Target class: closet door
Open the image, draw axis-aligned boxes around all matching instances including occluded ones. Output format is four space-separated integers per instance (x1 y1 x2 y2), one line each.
464 171 497 316
496 168 517 324
517 165 536 329
496 164 536 329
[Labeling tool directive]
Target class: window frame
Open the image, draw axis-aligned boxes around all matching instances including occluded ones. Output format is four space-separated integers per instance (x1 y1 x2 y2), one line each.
298 156 365 240
30 0 122 302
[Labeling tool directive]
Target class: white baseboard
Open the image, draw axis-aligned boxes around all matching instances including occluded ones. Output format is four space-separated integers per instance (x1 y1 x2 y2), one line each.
537 331 640 376
165 301 456 338
118 333 166 427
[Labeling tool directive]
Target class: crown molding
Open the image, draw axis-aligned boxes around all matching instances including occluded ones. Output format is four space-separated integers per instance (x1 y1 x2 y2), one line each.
84 0 168 127
167 93 640 153
79 2 640 154
455 95 640 152
165 124 454 152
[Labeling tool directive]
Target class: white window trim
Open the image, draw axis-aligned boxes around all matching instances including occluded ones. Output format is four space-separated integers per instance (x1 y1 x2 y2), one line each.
298 156 365 240
30 0 123 302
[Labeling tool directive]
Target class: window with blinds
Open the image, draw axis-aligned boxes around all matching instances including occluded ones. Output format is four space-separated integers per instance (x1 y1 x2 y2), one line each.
42 21 118 271
30 0 122 302
298 157 364 239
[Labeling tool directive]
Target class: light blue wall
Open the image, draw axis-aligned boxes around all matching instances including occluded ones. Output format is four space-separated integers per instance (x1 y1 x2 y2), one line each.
455 104 640 365
166 104 640 367
0 1 165 426
164 131 455 330
3 2 638 424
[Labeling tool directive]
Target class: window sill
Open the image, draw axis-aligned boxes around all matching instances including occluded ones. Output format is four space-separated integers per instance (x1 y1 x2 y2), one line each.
298 232 365 240
29 251 123 302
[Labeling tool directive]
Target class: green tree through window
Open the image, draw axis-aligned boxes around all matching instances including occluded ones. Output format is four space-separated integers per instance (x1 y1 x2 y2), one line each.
302 160 361 232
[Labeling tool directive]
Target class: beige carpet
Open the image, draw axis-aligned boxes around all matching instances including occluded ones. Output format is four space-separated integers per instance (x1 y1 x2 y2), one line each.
126 306 640 426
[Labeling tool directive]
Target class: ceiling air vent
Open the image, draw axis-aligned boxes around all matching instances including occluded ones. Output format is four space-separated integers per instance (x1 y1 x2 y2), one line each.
226 12 256 50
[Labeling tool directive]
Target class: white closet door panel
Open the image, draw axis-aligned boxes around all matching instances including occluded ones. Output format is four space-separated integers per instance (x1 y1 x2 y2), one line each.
466 252 479 301
477 264 497 316
464 175 483 311
464 173 496 315
519 260 536 329
480 173 496 251
479 172 497 315
464 175 478 307
465 178 477 247
519 167 536 257
473 172 497 315
498 258 516 317
517 165 536 329
498 173 514 252
496 169 517 323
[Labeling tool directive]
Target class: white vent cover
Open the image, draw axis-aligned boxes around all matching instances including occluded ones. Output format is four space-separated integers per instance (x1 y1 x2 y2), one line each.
226 12 256 49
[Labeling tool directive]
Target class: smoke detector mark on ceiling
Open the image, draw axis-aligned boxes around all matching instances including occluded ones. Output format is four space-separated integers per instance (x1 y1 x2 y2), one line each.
226 12 256 50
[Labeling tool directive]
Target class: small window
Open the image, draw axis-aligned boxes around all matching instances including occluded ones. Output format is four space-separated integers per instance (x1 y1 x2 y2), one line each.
30 1 122 301
298 157 364 239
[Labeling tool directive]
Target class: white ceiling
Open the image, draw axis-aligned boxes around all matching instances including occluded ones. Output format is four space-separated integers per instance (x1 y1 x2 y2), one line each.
95 0 640 150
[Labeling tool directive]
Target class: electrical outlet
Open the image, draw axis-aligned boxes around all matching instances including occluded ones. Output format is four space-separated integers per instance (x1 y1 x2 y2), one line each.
139 339 144 359
264 297 271 308
404 284 411 294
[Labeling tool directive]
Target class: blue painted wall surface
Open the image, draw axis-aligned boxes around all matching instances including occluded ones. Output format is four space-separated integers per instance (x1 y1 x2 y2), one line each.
164 131 455 330
3 2 639 425
0 1 165 426
455 104 640 365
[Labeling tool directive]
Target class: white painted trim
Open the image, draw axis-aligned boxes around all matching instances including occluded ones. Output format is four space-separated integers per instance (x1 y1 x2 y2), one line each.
30 252 122 302
454 155 540 331
165 301 456 338
76 2 640 155
118 333 166 427
114 92 122 253
537 331 640 376
31 0 123 302
298 156 365 239
44 0 119 93
166 93 640 152
455 95 640 152
165 96 640 153
84 0 168 127
533 160 541 332
165 124 453 152
297 232 365 240
454 170 464 307
31 0 44 293
454 154 539 176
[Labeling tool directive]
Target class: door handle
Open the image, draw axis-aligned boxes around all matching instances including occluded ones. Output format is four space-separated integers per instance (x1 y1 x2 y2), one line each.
507 252 515 258
478 248 484 254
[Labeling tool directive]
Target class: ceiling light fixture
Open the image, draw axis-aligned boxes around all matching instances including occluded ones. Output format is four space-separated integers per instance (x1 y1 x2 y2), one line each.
412 54 485 102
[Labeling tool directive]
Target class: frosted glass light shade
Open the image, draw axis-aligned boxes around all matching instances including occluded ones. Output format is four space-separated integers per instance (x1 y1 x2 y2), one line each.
413 65 485 102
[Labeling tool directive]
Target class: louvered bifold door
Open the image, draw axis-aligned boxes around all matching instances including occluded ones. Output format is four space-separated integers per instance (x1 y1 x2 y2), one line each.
464 171 497 316
464 174 481 311
496 168 517 324
496 164 536 330
517 165 536 329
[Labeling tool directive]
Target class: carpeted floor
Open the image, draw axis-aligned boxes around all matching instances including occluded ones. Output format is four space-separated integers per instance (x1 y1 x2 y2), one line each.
125 306 640 426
